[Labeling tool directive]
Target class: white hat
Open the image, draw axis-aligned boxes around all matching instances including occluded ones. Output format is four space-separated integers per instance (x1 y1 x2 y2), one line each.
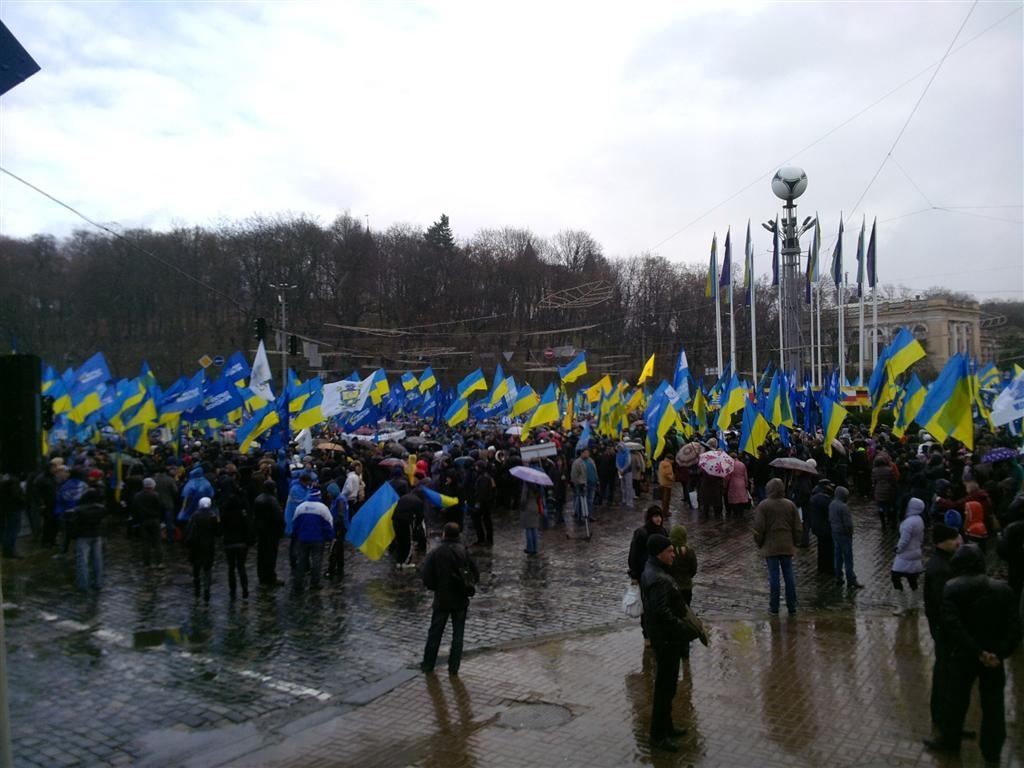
198 497 212 509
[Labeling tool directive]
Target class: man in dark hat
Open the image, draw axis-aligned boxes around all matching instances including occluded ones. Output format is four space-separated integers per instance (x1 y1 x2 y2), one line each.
420 523 479 676
640 533 693 752
922 523 963 752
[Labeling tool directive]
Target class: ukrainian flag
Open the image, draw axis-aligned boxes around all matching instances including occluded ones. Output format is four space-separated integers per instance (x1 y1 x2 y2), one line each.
892 373 925 438
370 369 390 405
291 391 325 432
977 363 1000 391
444 396 469 427
512 384 540 417
419 366 437 393
402 372 419 391
766 373 794 428
885 328 926 380
419 486 459 509
457 368 487 398
820 396 849 456
486 364 509 407
346 481 400 560
238 403 281 453
915 355 974 449
125 397 158 430
558 352 587 384
692 385 708 432
739 400 771 457
526 383 559 429
716 374 747 431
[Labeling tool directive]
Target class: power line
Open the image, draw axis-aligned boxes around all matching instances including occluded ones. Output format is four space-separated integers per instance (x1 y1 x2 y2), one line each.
647 1 1017 255
0 166 248 314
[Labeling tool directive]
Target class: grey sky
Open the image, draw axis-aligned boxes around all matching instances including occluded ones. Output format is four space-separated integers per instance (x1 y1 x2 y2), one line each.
1 0 1021 300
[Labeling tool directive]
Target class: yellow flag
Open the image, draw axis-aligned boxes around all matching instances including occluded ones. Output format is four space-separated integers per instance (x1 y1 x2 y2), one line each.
637 354 655 385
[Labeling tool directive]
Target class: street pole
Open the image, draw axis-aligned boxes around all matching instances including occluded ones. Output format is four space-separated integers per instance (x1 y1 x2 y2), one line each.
816 282 823 387
809 275 816 386
750 276 758 383
0 560 12 768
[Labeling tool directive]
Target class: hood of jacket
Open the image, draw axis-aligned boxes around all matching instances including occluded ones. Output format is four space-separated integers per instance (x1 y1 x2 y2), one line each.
188 466 205 480
833 486 849 503
766 478 785 499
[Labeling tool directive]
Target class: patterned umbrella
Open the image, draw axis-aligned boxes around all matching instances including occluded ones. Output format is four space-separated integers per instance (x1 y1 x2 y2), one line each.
698 450 735 478
981 447 1018 464
677 442 701 467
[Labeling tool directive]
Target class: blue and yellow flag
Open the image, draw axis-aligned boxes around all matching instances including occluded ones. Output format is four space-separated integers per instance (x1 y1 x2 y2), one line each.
401 371 419 391
558 353 587 384
820 395 849 457
238 403 281 453
419 486 459 509
291 391 325 432
525 383 559 430
892 373 926 438
444 396 469 427
346 482 400 560
915 354 974 449
739 400 771 457
716 374 747 431
512 384 540 417
418 366 437 393
486 364 510 406
456 368 487 398
705 234 718 299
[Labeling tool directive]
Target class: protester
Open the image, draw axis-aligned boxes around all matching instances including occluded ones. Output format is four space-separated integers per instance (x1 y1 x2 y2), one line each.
752 478 800 615
828 486 863 589
69 487 106 591
807 478 835 576
130 478 164 568
922 523 962 752
420 522 479 676
252 480 285 587
291 488 335 594
186 497 219 603
667 524 698 661
657 454 675 516
891 497 927 616
220 482 253 600
872 454 899 531
629 506 668 645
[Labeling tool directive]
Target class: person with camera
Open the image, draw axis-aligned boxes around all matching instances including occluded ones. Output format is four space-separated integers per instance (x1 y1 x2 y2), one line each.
420 523 479 676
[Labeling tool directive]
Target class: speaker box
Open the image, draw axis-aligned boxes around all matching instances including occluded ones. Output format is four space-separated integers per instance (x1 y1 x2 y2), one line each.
0 354 42 475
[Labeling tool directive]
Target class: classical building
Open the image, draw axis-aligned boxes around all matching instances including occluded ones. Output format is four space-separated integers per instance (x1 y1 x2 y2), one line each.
846 296 989 369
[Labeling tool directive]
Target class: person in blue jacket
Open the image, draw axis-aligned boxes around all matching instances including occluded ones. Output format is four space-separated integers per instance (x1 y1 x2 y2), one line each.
284 472 314 571
179 465 214 526
291 488 334 594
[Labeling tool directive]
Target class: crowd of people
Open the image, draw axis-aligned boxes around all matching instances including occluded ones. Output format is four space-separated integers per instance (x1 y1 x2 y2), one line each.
1 417 1022 762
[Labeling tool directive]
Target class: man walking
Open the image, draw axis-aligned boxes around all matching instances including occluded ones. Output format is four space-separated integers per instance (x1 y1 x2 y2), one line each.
752 478 801 616
640 533 694 752
131 478 164 568
291 488 334 594
420 523 479 676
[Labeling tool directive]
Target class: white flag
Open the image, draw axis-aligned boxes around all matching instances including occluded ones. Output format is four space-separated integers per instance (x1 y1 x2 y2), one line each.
991 371 1024 427
322 374 375 417
250 340 275 402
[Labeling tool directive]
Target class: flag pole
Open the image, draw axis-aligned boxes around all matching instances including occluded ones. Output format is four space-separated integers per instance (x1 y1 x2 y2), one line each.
858 274 865 385
809 276 816 387
816 282 823 389
777 280 784 373
839 276 846 385
715 283 724 377
871 283 878 367
728 266 736 375
751 278 758 384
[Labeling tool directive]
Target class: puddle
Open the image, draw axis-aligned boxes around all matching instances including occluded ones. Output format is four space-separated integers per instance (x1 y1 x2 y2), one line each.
496 702 573 730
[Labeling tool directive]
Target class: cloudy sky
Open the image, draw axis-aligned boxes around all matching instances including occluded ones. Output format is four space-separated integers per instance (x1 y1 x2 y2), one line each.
1 0 1021 300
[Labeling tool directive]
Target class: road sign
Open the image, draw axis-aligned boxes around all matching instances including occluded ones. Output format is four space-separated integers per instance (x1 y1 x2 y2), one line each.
704 366 720 376
212 355 225 367
198 354 213 368
544 348 555 361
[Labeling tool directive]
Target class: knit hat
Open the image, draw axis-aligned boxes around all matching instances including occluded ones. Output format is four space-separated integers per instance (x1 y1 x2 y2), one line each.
669 524 688 548
932 523 959 545
647 534 672 557
906 497 925 517
143 478 156 489
198 497 212 509
944 509 963 530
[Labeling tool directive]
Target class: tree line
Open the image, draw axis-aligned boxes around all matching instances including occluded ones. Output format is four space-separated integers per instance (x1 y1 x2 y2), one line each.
0 212 1017 385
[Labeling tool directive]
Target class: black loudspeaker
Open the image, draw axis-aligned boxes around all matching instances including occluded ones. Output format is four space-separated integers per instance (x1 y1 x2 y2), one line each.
0 354 42 475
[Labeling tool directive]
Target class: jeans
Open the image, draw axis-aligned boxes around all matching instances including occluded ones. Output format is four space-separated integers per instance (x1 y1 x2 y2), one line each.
422 605 467 674
833 533 856 584
75 537 103 591
524 527 538 554
650 642 682 740
293 540 325 593
765 555 797 614
573 485 588 520
586 483 597 514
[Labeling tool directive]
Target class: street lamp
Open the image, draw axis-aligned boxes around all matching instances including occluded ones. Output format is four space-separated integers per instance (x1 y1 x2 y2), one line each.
268 282 297 392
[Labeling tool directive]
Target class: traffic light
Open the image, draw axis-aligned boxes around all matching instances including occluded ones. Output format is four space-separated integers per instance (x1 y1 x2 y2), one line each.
288 335 300 355
41 395 55 430
253 317 267 341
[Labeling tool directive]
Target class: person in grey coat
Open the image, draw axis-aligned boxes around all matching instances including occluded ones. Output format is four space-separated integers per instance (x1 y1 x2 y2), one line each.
829 486 864 589
891 497 927 615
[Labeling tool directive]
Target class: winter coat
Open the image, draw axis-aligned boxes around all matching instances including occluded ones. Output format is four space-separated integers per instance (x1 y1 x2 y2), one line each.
153 472 179 518
892 504 926 574
752 479 801 556
871 460 898 503
421 540 478 612
668 545 698 591
130 489 163 522
640 556 694 649
291 501 335 544
808 484 833 538
570 457 588 487
924 547 955 644
180 467 214 522
68 491 106 538
283 479 309 536
252 492 284 539
55 478 88 518
519 482 543 529
220 500 253 550
628 520 668 581
657 460 675 488
828 486 854 537
697 473 724 509
726 462 749 505
186 508 219 567
943 547 1021 661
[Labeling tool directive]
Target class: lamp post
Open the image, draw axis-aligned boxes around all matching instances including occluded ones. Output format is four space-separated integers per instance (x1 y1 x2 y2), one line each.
268 282 297 392
769 168 815 376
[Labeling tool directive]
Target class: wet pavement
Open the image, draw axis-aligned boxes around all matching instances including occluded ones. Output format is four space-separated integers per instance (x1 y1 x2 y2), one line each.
3 489 1021 767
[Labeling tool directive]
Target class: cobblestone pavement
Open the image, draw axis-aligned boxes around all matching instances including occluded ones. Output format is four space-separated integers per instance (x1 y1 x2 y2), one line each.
2 489 1020 766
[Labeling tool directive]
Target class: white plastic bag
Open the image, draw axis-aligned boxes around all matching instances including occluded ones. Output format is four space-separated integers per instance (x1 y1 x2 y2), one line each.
688 490 698 508
622 583 643 618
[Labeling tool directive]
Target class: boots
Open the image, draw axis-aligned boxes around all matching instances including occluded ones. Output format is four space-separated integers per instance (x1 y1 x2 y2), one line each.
906 589 920 613
892 589 908 616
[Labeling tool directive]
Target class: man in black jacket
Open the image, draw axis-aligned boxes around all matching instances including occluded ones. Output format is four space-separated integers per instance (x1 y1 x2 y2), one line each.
420 523 479 676
252 481 285 587
69 488 106 591
935 544 1022 763
807 480 834 575
629 506 668 645
131 478 164 568
922 523 962 752
640 534 692 752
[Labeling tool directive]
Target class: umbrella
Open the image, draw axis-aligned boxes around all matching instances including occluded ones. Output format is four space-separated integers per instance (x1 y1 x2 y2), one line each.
677 443 700 467
505 426 523 436
698 450 734 478
509 465 553 486
623 441 644 451
981 447 1018 464
453 456 474 466
378 458 405 468
770 457 819 474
